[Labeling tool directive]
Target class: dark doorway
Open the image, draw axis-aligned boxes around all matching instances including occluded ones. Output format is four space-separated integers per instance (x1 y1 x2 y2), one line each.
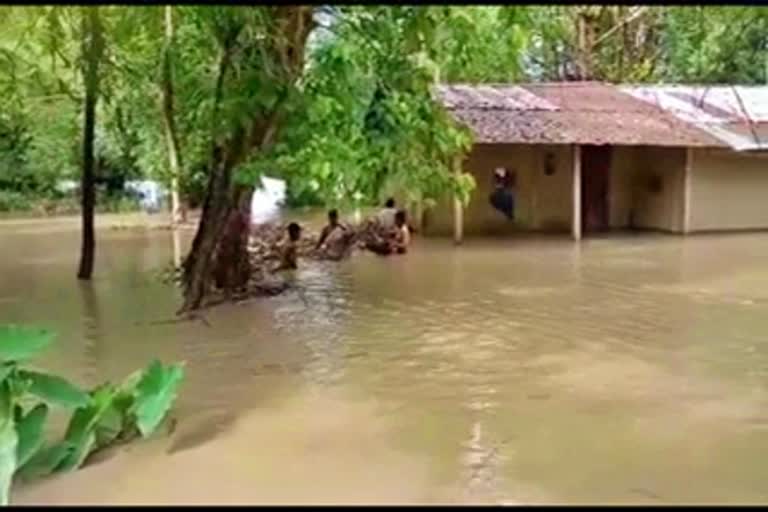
581 145 612 233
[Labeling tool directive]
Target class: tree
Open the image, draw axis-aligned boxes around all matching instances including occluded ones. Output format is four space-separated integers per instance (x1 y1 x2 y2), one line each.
271 7 475 211
161 5 186 225
431 6 529 83
175 6 478 311
180 6 316 311
523 6 665 82
77 6 104 280
521 5 767 84
658 6 768 84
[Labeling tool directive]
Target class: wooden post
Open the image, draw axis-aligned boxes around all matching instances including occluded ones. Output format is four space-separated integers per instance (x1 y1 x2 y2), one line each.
453 156 464 245
681 147 693 234
413 198 424 233
572 144 582 241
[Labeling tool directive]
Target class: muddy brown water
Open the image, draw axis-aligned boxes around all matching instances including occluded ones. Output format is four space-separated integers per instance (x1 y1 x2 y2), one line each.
3 213 768 504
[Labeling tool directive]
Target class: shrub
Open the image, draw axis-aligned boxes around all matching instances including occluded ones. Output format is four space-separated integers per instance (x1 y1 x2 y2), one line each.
0 325 184 505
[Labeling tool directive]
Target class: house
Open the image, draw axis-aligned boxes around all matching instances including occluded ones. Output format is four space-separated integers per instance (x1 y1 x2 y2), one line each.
421 82 768 241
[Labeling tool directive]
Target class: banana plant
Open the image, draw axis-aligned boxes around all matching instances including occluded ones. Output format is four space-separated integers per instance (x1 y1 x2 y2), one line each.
0 324 184 506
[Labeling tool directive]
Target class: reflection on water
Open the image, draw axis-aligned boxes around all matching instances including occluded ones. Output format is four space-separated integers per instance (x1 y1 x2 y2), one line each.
3 216 768 504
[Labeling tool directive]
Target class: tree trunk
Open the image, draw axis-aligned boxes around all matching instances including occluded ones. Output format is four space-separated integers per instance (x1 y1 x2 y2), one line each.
161 5 187 226
179 6 315 312
213 187 254 292
77 6 104 281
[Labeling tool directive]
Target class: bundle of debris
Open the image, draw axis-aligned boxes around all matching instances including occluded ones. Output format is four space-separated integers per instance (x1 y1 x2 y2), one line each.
167 220 402 308
247 219 394 269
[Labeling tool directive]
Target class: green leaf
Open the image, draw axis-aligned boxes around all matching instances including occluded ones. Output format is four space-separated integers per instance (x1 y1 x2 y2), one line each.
55 432 95 473
0 326 54 362
118 368 143 394
0 363 13 384
94 403 122 448
0 419 17 506
20 370 89 409
15 442 72 481
0 380 15 506
131 360 184 437
0 382 11 424
15 403 48 469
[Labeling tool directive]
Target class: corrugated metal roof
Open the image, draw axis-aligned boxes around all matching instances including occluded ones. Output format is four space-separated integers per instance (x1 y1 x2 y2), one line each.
623 86 768 151
435 82 725 148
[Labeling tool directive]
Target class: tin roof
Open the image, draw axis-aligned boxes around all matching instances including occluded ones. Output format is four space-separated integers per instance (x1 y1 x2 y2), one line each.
435 82 725 148
623 86 768 151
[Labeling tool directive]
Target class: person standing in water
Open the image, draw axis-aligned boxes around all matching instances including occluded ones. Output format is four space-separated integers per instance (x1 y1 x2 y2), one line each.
377 198 397 228
275 222 302 271
315 209 351 261
391 209 411 254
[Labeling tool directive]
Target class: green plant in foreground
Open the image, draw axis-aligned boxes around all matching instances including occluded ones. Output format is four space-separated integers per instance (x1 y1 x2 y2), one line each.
0 324 184 506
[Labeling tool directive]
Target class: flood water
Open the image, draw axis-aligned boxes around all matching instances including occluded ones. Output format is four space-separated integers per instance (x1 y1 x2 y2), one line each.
3 213 768 504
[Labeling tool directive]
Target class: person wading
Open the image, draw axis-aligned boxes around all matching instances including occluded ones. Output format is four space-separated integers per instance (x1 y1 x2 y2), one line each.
315 209 352 261
377 198 397 229
392 209 411 254
275 222 302 271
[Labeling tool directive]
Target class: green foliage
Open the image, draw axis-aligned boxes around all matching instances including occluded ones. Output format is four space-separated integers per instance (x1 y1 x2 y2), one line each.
433 6 529 83
658 6 768 84
521 5 768 84
270 6 475 209
19 371 89 409
131 360 184 437
0 192 32 213
15 404 48 469
0 418 15 506
0 326 54 362
1 5 765 218
0 324 184 505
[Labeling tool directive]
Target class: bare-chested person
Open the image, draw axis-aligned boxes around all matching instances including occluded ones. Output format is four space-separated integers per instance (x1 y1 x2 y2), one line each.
365 209 411 256
315 209 351 261
275 222 302 271
391 209 411 254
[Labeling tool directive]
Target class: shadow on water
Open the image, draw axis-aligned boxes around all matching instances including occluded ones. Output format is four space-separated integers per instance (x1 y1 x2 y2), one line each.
79 281 103 384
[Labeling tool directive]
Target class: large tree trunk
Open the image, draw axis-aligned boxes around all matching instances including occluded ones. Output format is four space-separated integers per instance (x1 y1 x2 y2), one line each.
77 6 104 281
161 5 186 226
179 6 314 312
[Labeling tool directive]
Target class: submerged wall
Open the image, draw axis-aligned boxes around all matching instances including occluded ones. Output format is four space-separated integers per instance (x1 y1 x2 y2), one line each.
627 147 686 233
423 143 768 237
689 149 768 232
422 144 573 236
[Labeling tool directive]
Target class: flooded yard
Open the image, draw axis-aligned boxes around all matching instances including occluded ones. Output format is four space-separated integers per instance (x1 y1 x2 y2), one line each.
3 214 768 504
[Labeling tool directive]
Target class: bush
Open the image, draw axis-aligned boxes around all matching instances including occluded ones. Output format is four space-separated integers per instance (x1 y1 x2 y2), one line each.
0 191 32 213
0 325 185 505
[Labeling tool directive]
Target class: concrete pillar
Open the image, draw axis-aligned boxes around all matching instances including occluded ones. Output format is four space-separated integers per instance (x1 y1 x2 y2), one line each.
682 147 693 234
572 144 582 241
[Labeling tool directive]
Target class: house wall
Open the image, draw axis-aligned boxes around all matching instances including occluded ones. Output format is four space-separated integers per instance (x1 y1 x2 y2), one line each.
422 143 692 237
422 143 573 236
627 146 686 233
689 149 768 231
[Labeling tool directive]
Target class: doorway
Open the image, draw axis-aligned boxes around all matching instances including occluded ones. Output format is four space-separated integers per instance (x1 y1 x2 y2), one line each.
581 145 612 233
